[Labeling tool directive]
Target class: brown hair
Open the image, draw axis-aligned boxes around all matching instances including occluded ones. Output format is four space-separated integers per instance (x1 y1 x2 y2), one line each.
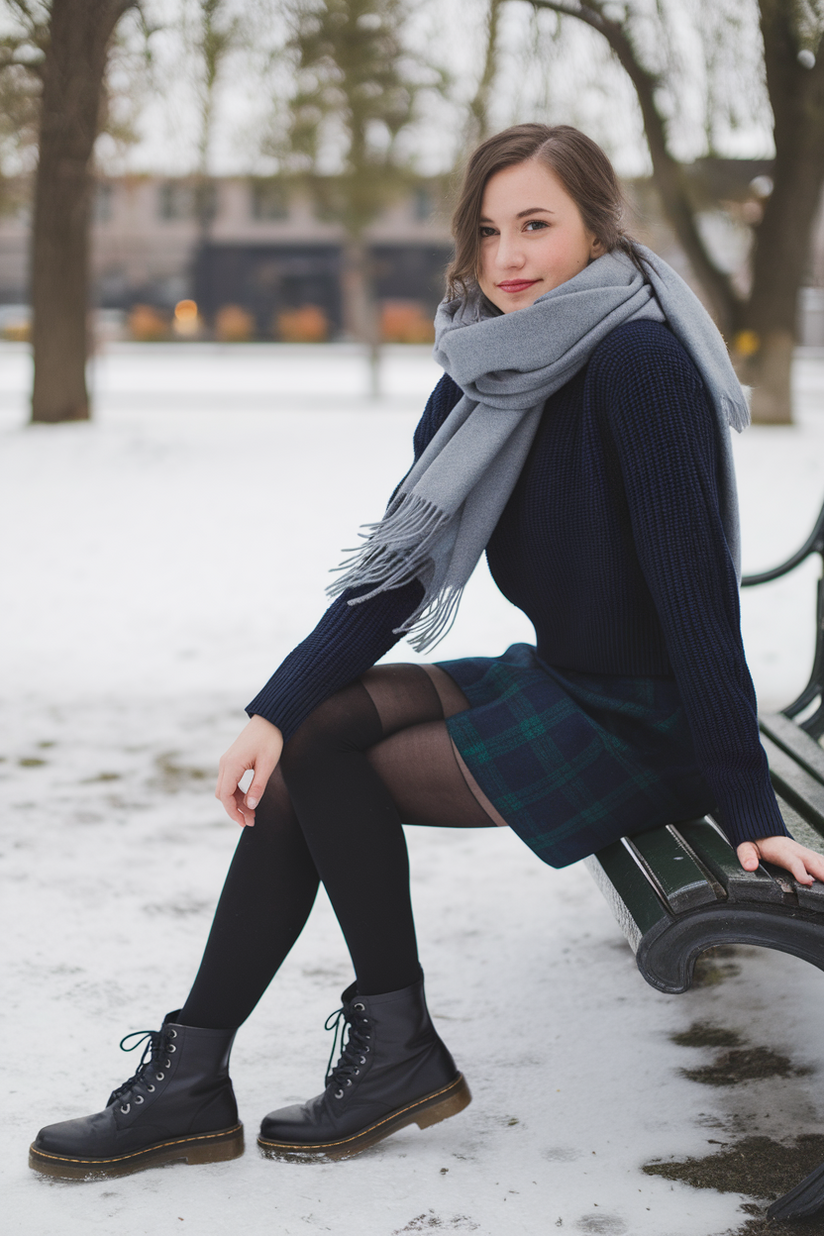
446 123 638 298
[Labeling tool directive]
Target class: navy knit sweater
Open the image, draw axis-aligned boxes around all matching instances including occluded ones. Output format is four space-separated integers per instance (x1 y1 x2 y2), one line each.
247 319 787 849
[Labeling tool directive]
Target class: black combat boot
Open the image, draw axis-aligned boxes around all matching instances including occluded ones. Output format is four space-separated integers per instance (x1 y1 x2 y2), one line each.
29 1011 243 1179
258 978 470 1161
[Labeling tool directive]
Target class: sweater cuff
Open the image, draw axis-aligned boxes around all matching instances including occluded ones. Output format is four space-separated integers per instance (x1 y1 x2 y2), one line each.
712 788 791 849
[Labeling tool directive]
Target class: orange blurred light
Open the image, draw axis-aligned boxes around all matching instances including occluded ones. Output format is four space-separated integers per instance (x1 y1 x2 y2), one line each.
174 299 198 322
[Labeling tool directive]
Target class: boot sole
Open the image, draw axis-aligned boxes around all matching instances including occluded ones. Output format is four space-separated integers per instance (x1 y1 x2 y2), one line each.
28 1122 245 1180
257 1072 471 1162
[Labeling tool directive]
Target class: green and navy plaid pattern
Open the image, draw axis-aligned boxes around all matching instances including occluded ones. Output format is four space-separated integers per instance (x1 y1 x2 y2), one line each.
440 643 714 869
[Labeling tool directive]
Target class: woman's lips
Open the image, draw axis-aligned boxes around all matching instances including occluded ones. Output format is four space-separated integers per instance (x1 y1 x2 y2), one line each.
497 279 539 293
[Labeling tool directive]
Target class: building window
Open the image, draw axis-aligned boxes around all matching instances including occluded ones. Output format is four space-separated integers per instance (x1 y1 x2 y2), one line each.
94 182 114 223
413 187 432 222
159 181 217 222
159 182 186 220
250 179 289 221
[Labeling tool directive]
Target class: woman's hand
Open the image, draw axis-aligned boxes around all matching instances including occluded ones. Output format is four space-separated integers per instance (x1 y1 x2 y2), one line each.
215 714 283 827
737 835 824 886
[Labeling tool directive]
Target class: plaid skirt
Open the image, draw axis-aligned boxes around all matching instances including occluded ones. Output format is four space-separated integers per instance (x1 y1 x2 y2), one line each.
437 643 715 869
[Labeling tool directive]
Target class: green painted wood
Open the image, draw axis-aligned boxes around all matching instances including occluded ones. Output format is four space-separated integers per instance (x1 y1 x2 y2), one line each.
587 714 824 978
761 734 824 834
626 827 719 914
773 793 824 858
584 839 670 954
674 818 785 903
770 794 824 910
761 713 824 787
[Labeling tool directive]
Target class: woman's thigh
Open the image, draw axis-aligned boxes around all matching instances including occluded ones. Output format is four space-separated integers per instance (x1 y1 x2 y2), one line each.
360 663 509 829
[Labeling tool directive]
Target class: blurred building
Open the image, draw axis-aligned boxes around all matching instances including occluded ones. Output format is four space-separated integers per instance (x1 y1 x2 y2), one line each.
0 162 822 343
0 175 454 341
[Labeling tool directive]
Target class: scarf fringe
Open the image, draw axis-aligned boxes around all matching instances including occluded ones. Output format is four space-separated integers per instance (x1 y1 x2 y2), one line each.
723 390 750 433
395 583 465 653
327 494 449 600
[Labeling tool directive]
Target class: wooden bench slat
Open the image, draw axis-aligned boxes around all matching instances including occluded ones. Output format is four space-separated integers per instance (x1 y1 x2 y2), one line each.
767 793 824 910
584 839 671 954
773 793 824 858
626 826 720 913
673 817 785 903
761 712 824 787
796 881 824 912
761 733 824 834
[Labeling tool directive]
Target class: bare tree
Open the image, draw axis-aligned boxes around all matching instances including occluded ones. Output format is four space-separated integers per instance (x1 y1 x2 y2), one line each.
277 0 445 394
3 0 138 423
187 0 242 241
0 10 42 210
466 0 506 147
525 0 824 424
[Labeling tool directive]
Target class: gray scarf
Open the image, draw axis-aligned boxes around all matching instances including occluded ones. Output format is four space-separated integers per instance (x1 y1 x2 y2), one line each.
328 244 749 651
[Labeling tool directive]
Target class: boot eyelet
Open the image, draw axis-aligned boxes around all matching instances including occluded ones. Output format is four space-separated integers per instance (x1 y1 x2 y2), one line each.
359 1056 366 1064
120 1103 130 1114
346 1078 353 1086
335 1089 344 1099
156 1072 165 1081
353 1002 365 1012
168 1043 176 1052
168 1029 177 1038
165 1059 172 1068
146 1084 155 1093
354 1069 360 1076
135 1095 144 1104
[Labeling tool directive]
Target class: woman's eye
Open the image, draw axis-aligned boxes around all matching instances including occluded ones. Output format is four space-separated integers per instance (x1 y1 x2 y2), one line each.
479 226 496 238
525 219 549 231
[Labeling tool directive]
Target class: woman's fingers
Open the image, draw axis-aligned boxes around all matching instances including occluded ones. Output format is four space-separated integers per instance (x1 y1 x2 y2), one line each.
216 757 252 826
791 845 824 885
217 756 262 826
737 836 824 886
737 841 760 871
214 715 284 826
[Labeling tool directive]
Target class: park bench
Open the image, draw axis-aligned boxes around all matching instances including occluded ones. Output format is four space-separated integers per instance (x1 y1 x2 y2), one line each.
584 495 824 1220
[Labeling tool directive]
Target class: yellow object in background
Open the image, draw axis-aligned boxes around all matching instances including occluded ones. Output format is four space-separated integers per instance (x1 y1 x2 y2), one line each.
215 304 255 342
275 304 329 343
128 304 169 341
173 299 201 337
381 300 434 344
734 329 760 358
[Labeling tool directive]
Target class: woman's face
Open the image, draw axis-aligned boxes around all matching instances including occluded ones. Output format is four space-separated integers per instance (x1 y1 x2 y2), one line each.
477 159 603 313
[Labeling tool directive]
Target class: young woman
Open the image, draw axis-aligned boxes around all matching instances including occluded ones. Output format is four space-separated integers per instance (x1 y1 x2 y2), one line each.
30 123 824 1179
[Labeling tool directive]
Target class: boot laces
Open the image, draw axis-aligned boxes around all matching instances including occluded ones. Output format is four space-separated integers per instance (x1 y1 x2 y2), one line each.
107 1026 178 1111
324 1001 372 1099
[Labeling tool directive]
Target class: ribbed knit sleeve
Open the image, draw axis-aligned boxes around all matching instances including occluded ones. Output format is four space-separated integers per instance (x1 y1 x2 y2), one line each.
245 372 463 740
589 322 788 847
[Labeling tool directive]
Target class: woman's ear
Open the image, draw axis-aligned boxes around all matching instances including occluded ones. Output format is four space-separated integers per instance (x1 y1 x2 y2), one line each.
590 236 605 259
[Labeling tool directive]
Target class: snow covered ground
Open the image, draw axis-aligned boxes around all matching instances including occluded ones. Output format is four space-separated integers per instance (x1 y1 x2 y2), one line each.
3 341 824 1236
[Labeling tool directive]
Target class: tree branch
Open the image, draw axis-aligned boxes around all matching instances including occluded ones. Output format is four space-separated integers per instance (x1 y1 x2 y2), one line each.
467 0 505 144
528 0 742 332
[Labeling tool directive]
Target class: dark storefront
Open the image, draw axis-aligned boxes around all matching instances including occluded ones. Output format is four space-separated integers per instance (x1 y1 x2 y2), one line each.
193 242 453 338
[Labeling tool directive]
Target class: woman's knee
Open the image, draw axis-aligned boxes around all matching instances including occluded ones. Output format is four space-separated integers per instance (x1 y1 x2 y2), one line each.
251 765 293 827
279 682 382 782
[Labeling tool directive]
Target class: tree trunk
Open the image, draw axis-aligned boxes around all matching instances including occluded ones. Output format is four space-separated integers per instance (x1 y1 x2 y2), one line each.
740 0 824 423
340 236 381 398
31 0 133 423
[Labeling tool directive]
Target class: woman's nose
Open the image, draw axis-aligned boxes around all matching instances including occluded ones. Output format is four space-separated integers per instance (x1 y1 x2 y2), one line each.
494 231 526 269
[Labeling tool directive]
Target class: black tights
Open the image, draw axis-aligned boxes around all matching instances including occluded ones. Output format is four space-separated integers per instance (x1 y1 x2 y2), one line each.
180 665 497 1030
